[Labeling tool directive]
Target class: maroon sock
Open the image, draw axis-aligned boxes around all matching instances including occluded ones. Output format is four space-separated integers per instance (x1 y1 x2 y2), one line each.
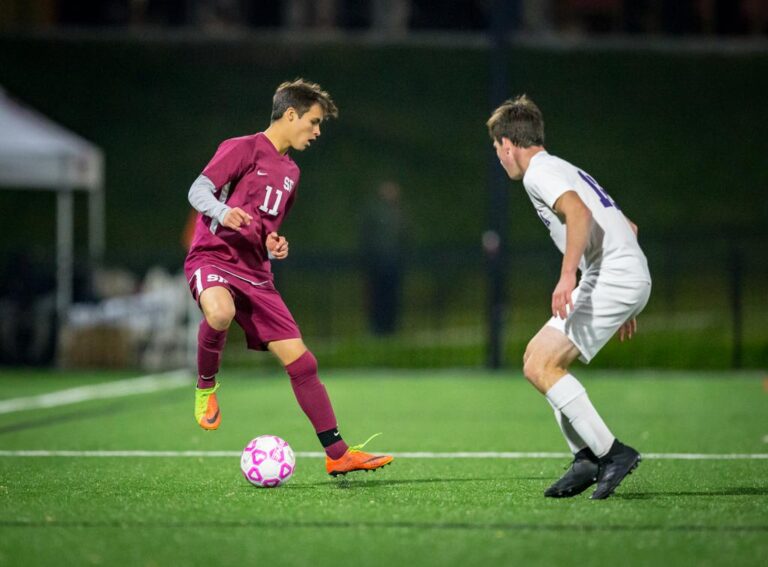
197 319 227 389
286 350 348 459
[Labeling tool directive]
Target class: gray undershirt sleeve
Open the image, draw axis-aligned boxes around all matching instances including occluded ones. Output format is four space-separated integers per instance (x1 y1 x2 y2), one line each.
188 174 231 225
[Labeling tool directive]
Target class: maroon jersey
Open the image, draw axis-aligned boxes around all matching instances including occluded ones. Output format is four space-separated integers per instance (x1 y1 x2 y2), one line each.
186 133 300 280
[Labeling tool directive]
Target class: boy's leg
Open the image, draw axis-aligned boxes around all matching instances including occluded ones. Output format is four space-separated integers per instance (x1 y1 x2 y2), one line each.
197 319 226 388
268 338 393 475
269 338 348 459
524 327 615 455
525 344 588 455
523 276 649 498
524 326 639 499
194 285 235 430
545 397 588 454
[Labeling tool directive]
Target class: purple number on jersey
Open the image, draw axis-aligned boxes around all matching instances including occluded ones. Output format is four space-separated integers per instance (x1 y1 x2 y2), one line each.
578 170 620 210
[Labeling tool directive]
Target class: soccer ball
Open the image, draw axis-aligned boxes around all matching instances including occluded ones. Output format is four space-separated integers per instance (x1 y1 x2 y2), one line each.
240 435 296 488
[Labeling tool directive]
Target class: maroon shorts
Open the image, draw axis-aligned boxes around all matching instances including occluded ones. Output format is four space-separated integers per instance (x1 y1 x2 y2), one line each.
185 264 301 351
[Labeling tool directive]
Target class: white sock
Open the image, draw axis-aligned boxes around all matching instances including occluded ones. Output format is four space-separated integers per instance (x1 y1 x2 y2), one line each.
545 374 615 458
546 397 587 454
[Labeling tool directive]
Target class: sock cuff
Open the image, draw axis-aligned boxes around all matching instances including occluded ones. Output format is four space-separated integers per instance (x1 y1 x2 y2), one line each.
545 373 586 410
317 428 343 447
199 319 228 348
545 396 558 412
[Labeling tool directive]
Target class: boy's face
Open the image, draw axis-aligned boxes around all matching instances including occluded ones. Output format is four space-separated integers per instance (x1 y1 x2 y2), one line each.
493 138 523 180
286 103 325 151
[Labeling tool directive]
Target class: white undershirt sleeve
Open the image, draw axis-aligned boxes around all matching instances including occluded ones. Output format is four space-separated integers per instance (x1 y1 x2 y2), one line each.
187 174 231 225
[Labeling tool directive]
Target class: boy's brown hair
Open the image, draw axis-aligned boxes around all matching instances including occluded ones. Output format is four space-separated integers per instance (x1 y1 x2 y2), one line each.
486 94 545 147
271 78 339 122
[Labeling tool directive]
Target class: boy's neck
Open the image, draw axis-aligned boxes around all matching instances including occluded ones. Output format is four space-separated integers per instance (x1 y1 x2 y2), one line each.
518 146 545 175
264 123 290 154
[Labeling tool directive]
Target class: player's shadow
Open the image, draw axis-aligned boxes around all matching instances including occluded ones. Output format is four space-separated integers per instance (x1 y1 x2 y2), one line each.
615 486 768 499
333 478 499 490
255 475 546 491
282 477 504 490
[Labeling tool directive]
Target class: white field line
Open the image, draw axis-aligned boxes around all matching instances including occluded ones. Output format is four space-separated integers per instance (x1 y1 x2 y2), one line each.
0 370 192 415
0 450 766 460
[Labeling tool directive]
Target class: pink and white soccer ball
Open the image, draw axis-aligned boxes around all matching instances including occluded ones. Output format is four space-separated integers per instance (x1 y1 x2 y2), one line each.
240 435 296 488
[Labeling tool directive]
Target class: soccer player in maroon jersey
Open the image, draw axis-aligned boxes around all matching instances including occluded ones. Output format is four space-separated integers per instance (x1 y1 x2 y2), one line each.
184 79 393 476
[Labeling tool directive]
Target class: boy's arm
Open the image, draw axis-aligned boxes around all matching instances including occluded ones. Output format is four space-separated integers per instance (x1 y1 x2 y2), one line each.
188 174 230 223
551 190 592 319
188 174 252 231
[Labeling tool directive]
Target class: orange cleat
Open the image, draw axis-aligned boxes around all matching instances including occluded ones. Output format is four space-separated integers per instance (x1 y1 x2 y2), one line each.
195 383 221 430
325 434 394 476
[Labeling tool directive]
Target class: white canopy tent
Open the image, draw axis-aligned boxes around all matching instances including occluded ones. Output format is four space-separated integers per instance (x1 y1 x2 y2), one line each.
0 87 105 324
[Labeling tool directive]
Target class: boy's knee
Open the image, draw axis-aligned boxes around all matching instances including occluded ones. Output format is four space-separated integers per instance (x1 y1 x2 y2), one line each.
200 287 235 330
522 341 542 383
522 355 544 385
522 347 565 391
205 303 235 331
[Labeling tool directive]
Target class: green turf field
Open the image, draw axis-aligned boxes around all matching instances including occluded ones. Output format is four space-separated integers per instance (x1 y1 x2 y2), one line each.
1 368 766 566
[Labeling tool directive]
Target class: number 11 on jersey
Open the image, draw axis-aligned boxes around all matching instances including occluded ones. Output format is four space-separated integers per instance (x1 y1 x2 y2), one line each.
259 185 283 216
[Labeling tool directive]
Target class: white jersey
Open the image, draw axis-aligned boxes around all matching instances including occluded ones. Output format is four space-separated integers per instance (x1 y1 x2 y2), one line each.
523 151 650 283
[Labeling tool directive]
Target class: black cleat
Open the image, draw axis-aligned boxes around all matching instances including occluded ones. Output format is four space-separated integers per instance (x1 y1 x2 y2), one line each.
591 440 641 500
544 448 599 498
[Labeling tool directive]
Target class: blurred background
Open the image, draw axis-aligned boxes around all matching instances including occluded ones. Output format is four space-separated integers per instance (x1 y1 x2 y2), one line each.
0 0 766 372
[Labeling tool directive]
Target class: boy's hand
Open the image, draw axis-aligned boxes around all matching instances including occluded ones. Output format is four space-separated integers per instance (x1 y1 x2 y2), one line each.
618 318 637 342
222 207 252 231
551 272 577 319
266 232 289 260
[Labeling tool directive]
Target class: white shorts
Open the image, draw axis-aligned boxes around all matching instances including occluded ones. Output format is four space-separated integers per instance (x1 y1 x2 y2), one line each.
546 276 651 363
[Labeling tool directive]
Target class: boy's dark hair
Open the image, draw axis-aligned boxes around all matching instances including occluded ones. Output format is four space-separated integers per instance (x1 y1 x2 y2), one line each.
271 78 339 122
486 94 545 147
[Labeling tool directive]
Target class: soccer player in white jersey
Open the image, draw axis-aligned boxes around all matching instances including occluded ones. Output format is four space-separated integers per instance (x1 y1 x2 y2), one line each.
487 95 652 499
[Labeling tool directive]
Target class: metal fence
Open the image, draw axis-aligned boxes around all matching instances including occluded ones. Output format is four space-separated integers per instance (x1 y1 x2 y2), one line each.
217 231 768 370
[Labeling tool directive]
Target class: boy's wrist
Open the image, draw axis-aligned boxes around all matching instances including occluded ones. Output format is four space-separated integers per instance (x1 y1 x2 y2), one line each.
215 205 232 224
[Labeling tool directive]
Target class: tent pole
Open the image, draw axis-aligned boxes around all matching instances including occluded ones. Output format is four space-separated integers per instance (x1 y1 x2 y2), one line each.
88 184 105 283
56 189 74 330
